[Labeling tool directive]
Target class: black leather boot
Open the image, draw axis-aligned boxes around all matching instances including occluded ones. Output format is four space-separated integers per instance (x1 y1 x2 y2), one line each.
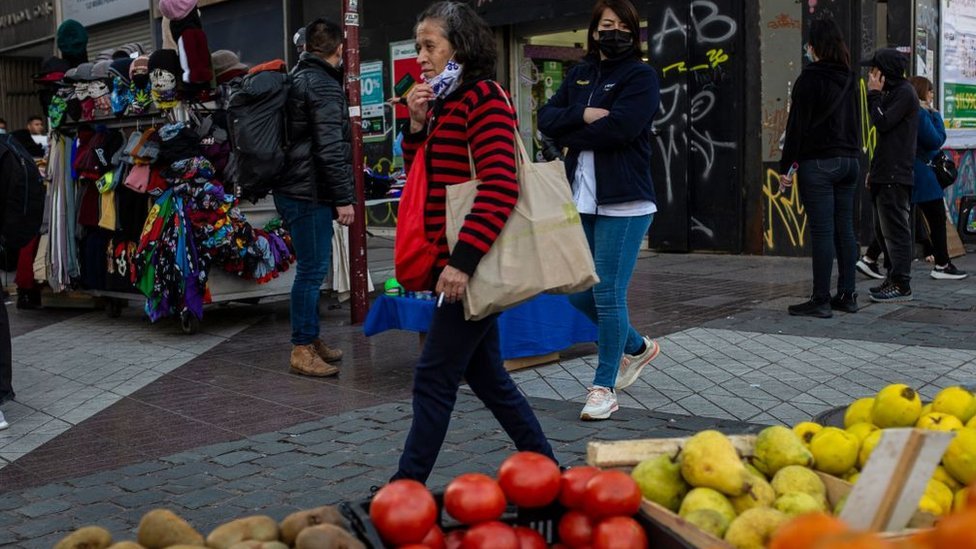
788 296 832 318
830 292 858 313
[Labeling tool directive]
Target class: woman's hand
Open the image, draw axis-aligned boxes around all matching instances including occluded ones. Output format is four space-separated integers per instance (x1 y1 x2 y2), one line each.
435 266 470 304
583 107 610 124
407 83 434 134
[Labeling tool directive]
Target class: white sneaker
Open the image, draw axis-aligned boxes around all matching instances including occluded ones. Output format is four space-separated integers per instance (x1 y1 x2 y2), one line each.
580 386 618 421
0 410 7 430
616 336 660 390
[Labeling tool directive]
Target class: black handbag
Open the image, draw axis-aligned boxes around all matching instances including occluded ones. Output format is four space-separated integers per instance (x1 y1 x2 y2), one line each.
929 151 958 189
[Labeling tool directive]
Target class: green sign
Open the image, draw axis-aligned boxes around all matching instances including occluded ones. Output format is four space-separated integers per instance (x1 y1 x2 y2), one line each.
360 61 387 141
944 83 976 129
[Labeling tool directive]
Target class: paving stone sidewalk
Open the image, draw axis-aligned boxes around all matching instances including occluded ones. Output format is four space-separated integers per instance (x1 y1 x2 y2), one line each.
0 391 761 548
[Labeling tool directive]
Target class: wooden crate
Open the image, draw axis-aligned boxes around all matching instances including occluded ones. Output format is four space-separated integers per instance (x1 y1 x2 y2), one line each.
587 435 934 548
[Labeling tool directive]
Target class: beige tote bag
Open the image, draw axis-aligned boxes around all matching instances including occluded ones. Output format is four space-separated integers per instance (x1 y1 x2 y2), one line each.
446 104 598 321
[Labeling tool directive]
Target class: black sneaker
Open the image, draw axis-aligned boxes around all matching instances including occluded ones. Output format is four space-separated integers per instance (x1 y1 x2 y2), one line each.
830 292 858 313
788 298 832 318
931 263 968 280
856 257 886 279
869 283 912 303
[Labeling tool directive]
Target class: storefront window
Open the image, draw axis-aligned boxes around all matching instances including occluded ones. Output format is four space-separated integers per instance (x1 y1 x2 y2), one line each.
915 0 939 90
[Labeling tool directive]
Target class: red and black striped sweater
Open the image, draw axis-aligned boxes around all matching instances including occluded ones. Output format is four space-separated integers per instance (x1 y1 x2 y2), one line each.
402 79 518 278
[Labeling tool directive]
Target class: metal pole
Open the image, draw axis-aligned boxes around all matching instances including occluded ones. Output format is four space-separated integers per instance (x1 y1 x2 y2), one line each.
343 0 369 324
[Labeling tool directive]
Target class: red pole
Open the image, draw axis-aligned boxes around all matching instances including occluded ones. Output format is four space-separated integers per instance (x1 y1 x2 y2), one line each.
343 0 369 324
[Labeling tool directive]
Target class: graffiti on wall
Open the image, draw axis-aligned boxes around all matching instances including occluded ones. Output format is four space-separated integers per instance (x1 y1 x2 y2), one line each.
763 168 806 250
648 0 741 251
946 149 976 225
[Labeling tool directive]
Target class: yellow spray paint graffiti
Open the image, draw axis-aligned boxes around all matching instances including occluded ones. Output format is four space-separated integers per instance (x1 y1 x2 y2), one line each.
859 79 877 161
763 168 807 250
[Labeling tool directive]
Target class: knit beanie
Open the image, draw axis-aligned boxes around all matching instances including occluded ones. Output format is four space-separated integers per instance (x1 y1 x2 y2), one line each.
57 20 88 62
109 58 134 83
112 43 145 59
147 49 181 79
159 0 198 21
130 55 150 79
211 50 248 84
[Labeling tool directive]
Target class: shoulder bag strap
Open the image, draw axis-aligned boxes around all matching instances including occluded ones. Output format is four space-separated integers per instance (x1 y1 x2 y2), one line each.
810 72 854 129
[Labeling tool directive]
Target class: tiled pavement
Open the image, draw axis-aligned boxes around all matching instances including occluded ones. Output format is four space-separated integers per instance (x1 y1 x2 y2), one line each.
1 249 976 546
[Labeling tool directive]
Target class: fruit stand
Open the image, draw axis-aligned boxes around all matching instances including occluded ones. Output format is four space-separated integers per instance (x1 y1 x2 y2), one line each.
52 384 976 549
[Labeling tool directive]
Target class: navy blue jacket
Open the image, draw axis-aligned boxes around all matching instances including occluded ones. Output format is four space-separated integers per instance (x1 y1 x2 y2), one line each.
912 108 947 204
537 55 660 206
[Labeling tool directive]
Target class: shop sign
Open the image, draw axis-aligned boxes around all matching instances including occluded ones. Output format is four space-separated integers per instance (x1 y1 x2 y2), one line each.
390 39 421 124
60 0 146 27
941 0 976 146
0 0 55 50
361 60 387 141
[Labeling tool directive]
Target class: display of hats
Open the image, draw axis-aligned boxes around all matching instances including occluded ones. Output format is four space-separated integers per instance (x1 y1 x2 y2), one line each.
92 60 113 81
33 56 71 83
158 0 198 21
211 50 248 84
56 20 88 60
95 49 116 63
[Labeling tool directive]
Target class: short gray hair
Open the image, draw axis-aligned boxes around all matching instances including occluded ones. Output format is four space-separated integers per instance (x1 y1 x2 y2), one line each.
416 1 497 81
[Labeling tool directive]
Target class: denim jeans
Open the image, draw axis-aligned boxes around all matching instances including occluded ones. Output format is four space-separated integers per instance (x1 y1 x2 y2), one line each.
273 194 334 345
798 157 860 300
569 213 653 389
394 301 555 483
872 183 913 286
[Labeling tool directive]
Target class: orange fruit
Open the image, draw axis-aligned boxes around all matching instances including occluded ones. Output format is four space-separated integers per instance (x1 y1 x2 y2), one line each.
769 512 849 549
932 509 976 549
812 532 895 549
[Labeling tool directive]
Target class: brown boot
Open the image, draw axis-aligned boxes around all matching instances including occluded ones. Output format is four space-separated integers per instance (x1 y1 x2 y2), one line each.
290 344 339 377
312 339 344 362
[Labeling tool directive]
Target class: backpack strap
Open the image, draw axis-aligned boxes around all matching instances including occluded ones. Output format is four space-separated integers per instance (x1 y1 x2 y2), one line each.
810 71 854 129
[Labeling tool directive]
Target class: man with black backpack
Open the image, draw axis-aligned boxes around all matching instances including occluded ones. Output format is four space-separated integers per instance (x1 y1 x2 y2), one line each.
0 132 45 430
274 18 355 377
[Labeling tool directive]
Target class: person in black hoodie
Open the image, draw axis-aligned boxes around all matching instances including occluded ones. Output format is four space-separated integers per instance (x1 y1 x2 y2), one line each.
862 48 919 302
780 19 861 318
274 18 355 378
539 0 661 420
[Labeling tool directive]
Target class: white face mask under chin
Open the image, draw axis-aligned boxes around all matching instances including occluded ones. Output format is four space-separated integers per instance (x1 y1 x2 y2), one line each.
424 57 463 100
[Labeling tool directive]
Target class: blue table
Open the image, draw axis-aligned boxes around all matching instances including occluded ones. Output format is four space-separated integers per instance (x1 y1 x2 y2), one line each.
364 294 597 360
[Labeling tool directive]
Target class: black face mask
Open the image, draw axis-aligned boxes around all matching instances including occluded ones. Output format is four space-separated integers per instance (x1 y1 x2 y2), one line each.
597 29 634 59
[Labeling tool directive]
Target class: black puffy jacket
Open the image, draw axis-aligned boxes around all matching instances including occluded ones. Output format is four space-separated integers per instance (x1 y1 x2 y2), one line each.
277 53 355 205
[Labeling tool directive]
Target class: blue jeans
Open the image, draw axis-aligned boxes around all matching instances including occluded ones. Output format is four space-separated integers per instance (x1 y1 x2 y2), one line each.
798 157 860 300
274 194 334 345
394 301 555 483
569 213 653 389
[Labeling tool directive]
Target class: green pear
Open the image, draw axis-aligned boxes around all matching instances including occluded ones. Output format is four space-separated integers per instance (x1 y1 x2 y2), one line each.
751 426 814 477
771 465 827 505
773 492 826 517
723 508 789 549
833 494 848 516
743 460 766 481
683 509 731 539
730 475 776 514
679 487 737 526
680 430 752 496
631 454 689 512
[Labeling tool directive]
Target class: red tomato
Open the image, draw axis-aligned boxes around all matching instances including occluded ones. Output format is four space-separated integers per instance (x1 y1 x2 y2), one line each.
444 530 466 549
444 473 507 525
558 511 593 548
512 526 547 549
558 466 600 510
370 480 438 546
582 471 641 520
420 524 446 549
498 452 561 508
592 517 647 549
462 521 519 549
